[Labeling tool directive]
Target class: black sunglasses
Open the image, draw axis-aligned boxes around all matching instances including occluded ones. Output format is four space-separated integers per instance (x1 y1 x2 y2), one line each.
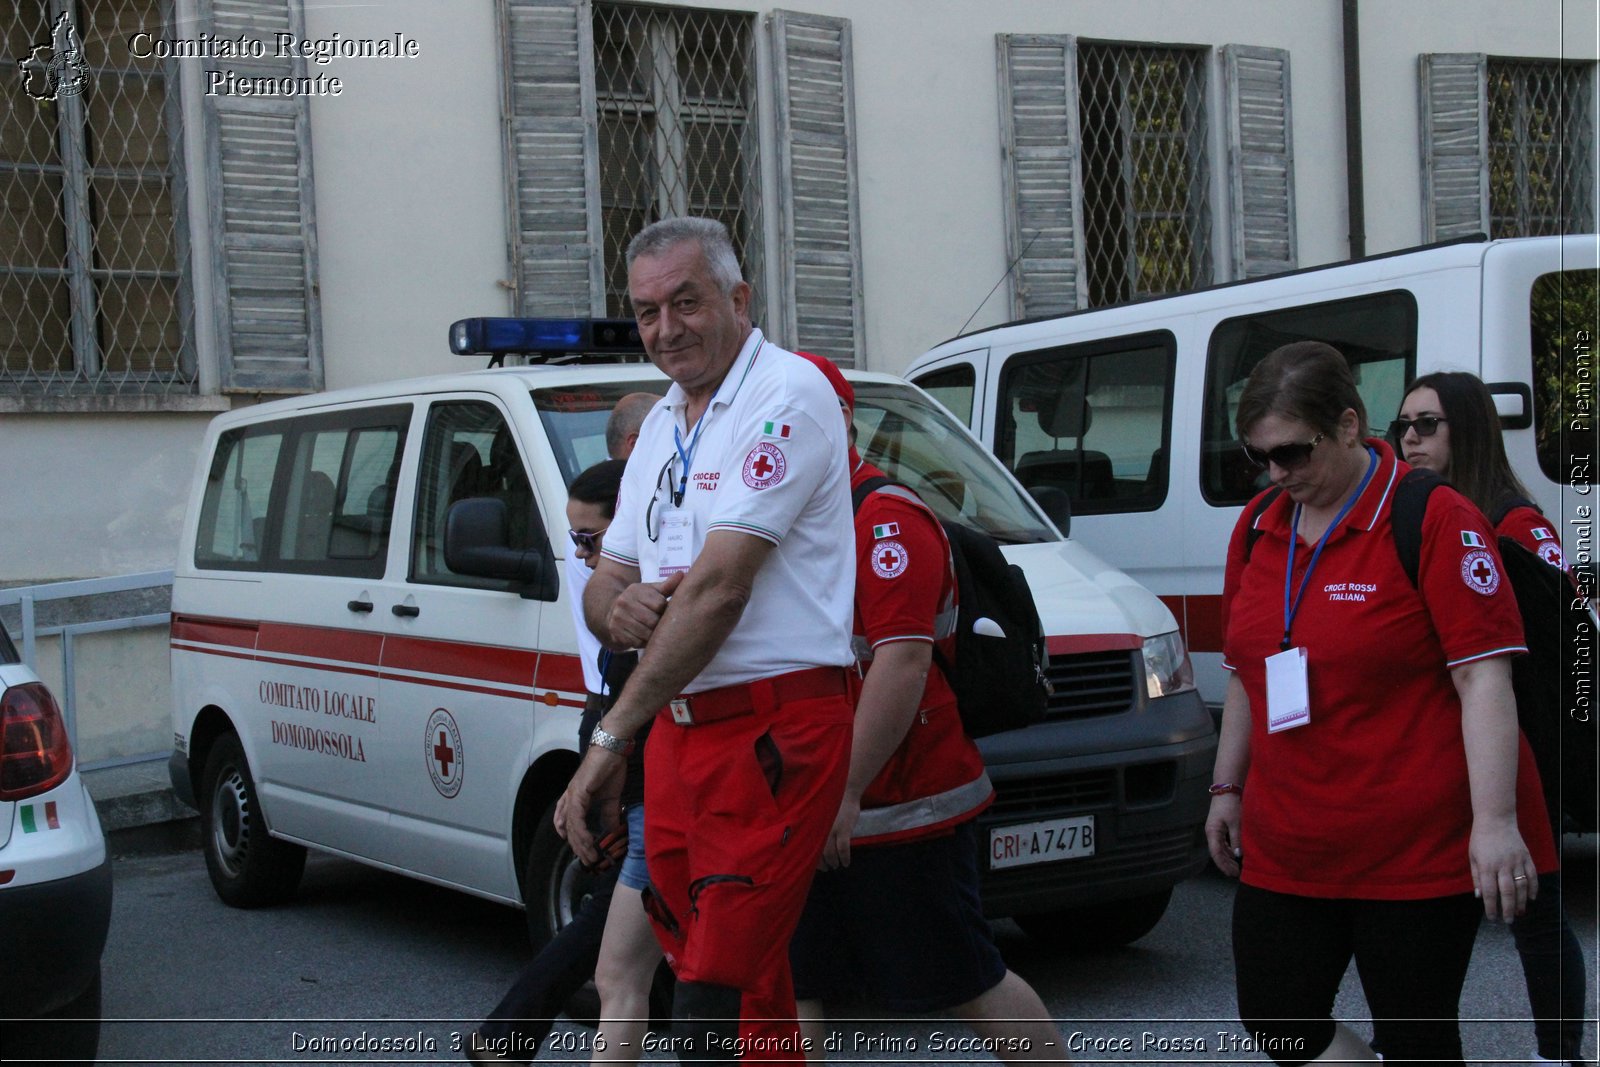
1241 432 1326 471
567 526 608 552
1388 415 1447 439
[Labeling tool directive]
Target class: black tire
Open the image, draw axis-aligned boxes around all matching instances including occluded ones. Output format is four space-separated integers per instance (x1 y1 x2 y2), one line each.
1014 887 1173 949
522 795 611 951
200 733 306 908
9 966 102 1066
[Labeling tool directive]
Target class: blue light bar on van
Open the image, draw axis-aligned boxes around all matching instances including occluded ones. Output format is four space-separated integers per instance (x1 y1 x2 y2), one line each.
449 317 644 358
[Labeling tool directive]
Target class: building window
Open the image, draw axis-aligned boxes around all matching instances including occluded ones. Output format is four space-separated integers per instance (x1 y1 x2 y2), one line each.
1 0 193 395
1078 44 1211 306
1487 59 1596 238
593 2 762 320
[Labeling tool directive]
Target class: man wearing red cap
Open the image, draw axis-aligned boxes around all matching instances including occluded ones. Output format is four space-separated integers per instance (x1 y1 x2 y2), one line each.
789 352 1064 1062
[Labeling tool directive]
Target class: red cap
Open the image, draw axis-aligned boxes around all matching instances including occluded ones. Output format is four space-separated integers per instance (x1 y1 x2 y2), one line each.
794 350 854 411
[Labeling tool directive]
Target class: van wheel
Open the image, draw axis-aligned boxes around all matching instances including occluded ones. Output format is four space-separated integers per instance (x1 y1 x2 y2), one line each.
201 733 306 908
1014 887 1172 949
523 796 611 951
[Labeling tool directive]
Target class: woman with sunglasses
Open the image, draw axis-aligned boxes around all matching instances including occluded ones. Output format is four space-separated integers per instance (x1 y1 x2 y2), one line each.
1206 341 1556 1066
1396 371 1584 1067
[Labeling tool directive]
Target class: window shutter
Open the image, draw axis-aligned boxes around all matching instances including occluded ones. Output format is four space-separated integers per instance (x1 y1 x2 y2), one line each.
1223 45 1297 279
500 0 602 316
997 34 1086 318
1420 53 1490 241
769 10 863 368
201 0 322 393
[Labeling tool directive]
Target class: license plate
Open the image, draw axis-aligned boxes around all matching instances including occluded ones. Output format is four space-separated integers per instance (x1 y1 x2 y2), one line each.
988 815 1095 870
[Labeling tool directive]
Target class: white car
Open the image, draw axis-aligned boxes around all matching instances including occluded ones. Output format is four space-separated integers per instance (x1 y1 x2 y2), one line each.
1 619 112 1063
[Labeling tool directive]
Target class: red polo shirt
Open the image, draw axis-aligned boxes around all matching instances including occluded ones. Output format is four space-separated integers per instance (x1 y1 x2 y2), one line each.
1221 439 1557 898
850 455 992 846
1498 504 1570 574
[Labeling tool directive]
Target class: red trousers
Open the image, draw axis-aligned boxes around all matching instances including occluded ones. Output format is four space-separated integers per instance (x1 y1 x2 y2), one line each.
643 691 853 1063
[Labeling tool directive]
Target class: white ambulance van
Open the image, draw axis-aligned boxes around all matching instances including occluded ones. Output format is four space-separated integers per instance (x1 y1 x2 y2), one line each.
168 322 1217 949
905 234 1597 710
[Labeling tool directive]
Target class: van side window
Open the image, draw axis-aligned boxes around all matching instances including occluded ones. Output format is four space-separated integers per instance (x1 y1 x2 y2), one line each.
996 333 1174 515
412 401 549 592
193 406 408 574
913 365 977 427
196 427 285 566
1531 269 1598 485
1202 291 1417 506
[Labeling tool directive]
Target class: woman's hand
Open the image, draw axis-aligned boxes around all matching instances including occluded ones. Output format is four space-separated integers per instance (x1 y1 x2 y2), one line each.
1469 818 1537 922
1206 794 1243 877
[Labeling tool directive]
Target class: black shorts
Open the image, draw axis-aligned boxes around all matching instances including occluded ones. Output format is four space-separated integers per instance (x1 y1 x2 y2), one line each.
789 819 1006 1013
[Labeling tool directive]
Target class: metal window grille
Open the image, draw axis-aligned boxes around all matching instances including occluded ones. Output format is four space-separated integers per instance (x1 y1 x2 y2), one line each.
1487 59 1596 238
593 2 762 322
1078 44 1211 306
1 0 194 395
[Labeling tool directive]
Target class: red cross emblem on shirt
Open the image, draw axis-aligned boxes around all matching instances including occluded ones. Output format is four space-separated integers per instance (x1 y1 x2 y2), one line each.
1470 558 1494 585
878 546 901 570
751 453 775 479
1459 549 1500 596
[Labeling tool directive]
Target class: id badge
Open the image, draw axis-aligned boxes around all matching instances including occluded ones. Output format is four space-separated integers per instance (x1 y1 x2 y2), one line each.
656 507 696 576
1265 646 1311 733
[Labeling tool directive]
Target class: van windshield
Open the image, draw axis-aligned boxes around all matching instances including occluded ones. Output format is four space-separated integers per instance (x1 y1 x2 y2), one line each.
532 379 1056 544
853 381 1056 544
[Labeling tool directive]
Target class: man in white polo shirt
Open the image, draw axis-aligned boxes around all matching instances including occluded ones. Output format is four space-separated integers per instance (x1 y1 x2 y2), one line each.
556 216 854 1064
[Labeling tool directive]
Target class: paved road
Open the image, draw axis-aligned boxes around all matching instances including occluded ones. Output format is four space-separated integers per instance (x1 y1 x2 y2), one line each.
98 822 1596 1065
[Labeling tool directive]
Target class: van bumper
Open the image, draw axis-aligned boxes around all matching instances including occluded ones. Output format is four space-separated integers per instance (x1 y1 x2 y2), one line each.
974 689 1216 916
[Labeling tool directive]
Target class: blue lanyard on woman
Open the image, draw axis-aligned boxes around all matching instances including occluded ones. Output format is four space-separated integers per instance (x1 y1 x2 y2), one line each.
1281 446 1378 651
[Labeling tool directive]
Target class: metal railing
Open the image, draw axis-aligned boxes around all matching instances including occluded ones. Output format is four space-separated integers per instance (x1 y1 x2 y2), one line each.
0 568 173 769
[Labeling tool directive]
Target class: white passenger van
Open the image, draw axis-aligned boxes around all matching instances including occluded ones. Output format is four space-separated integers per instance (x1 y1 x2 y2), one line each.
168 323 1217 949
906 234 1597 710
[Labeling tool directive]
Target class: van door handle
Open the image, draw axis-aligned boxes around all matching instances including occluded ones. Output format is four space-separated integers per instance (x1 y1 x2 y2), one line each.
392 604 421 618
347 598 374 614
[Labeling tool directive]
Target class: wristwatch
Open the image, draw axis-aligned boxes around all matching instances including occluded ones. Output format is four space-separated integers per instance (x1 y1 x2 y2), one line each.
589 725 635 757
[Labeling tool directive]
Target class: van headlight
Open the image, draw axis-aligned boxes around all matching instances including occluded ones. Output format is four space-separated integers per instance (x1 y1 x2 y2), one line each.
1142 630 1195 700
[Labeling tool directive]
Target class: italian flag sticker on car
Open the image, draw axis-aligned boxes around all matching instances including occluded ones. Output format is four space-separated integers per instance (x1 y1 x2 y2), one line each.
19 801 60 833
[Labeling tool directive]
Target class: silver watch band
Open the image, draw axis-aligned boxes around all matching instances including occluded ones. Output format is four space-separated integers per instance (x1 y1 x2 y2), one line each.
589 725 635 757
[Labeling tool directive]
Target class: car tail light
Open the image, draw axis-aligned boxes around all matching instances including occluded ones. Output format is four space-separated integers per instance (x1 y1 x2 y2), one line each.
0 681 74 801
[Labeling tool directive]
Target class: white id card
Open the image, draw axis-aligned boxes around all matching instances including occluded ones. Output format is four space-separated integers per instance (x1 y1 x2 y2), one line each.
1265 646 1311 733
656 507 696 576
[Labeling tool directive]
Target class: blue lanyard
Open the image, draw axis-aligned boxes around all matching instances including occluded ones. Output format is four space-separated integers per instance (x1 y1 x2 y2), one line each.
1281 447 1378 651
670 415 709 507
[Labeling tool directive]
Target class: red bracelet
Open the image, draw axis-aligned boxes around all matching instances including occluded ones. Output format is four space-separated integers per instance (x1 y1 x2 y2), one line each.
1208 782 1244 796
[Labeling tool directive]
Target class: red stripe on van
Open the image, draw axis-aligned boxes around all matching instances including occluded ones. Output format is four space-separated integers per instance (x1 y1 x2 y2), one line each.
534 653 586 694
1163 594 1226 654
382 635 537 689
1047 633 1140 656
259 622 383 667
170 614 259 650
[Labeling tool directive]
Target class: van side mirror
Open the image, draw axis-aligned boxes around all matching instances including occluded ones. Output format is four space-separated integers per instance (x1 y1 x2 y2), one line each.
445 497 553 595
1027 485 1072 537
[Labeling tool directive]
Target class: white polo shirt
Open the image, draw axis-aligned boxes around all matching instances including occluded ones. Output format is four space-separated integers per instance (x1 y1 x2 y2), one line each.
601 329 854 692
566 552 605 694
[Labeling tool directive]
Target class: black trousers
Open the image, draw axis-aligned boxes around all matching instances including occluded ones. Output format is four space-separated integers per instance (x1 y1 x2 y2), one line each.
1232 883 1482 1067
477 867 618 1059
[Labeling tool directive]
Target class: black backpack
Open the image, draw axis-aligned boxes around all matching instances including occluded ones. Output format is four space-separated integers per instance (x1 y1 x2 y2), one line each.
853 476 1051 738
1245 473 1596 833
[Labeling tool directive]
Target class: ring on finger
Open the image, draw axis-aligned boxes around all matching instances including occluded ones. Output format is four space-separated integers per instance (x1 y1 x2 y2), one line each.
1513 873 1528 882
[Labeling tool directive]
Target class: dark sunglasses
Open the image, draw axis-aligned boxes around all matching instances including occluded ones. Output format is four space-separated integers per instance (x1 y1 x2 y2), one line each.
1388 415 1447 439
567 526 608 552
1241 432 1326 471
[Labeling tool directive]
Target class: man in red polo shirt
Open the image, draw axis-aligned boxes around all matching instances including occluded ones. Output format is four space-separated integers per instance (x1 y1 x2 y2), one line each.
788 353 1063 1062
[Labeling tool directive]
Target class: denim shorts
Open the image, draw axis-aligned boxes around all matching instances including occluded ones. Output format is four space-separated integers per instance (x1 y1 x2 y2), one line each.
617 802 650 892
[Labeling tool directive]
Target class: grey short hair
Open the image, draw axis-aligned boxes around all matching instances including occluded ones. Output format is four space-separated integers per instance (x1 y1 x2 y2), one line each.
625 217 744 294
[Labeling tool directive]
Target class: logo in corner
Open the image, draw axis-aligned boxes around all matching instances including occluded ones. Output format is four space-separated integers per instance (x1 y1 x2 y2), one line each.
1460 549 1501 597
17 13 90 102
425 708 464 798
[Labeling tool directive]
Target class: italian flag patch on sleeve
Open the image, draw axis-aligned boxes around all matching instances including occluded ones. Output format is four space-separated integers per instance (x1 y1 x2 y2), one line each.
1461 530 1486 548
872 521 900 539
761 421 792 439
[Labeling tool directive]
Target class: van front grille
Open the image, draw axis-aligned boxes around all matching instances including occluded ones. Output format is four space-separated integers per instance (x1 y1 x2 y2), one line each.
1044 649 1138 720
